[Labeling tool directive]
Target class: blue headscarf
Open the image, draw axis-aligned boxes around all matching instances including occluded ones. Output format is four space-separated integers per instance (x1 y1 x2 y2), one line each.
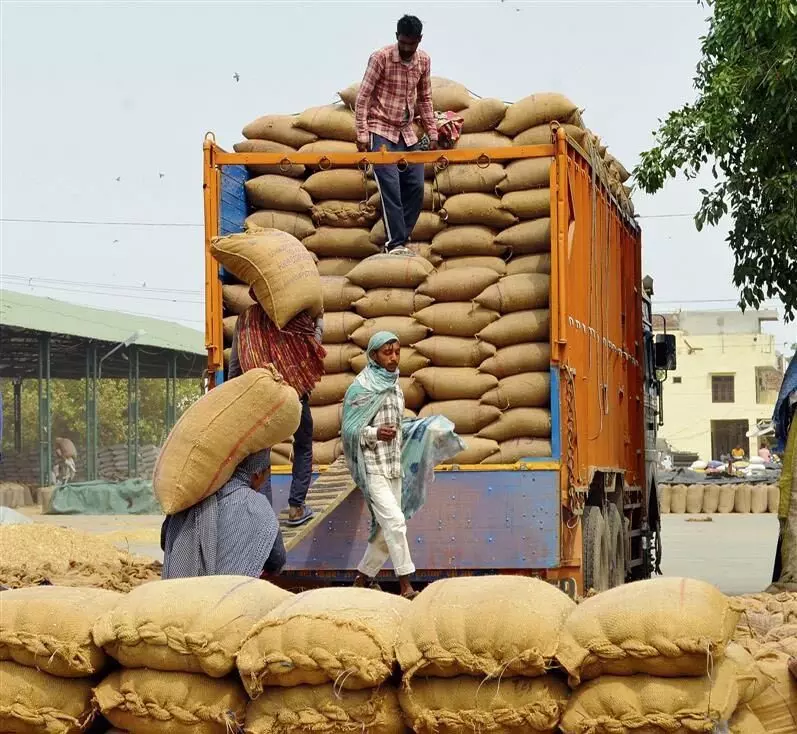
342 332 465 540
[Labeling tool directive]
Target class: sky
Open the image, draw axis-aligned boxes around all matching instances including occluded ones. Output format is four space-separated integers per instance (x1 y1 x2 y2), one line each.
1 0 794 354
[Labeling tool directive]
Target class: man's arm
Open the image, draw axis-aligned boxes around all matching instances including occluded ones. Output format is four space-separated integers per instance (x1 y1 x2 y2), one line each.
228 319 242 379
355 52 384 149
417 57 437 144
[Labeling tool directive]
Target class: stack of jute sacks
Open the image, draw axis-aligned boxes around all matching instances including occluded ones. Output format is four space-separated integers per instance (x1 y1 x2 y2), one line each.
0 586 123 732
660 482 780 515
557 576 774 733
396 576 574 732
227 83 632 466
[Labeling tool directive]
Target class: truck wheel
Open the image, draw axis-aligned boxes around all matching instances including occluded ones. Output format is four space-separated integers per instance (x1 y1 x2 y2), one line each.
607 505 626 588
583 506 610 593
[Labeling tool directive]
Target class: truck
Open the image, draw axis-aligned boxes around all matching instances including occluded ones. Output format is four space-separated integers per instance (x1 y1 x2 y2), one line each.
202 128 675 596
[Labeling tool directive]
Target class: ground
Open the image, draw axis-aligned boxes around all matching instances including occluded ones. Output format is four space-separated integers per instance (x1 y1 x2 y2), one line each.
16 508 779 595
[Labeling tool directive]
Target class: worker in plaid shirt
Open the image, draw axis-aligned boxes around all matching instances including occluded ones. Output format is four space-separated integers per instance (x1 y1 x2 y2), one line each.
355 15 438 254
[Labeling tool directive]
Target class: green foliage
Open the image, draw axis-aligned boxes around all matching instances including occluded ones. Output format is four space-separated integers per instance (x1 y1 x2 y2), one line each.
635 0 797 317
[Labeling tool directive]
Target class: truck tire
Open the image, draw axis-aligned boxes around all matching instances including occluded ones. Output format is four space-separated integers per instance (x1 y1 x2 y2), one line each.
607 505 626 588
583 506 610 593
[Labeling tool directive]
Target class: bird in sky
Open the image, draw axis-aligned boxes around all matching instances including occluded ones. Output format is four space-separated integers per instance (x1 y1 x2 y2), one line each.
115 176 121 182
159 173 165 179
233 72 240 82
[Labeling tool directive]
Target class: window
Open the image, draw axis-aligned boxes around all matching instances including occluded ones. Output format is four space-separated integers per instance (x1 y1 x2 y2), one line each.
712 375 735 403
673 376 682 384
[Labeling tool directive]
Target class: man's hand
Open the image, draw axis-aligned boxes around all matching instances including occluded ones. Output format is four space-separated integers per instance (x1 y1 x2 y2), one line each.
376 424 397 442
357 140 369 153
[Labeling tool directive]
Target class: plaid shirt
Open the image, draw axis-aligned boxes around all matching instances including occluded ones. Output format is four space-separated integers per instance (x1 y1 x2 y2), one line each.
355 45 437 146
361 384 404 478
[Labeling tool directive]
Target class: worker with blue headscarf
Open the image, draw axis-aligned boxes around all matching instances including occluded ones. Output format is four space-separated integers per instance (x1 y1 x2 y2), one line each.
342 331 464 598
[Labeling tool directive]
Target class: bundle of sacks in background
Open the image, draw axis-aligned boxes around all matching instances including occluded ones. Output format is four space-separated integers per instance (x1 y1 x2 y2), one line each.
236 586 410 734
557 576 775 733
222 82 633 465
659 482 779 515
396 576 574 733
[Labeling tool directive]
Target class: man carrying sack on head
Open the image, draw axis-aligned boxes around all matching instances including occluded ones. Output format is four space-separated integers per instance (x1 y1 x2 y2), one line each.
229 296 325 527
355 14 438 254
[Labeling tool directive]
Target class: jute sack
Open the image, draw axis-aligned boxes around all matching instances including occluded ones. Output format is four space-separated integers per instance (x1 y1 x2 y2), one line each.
295 104 356 142
456 131 513 149
323 344 363 374
223 347 231 369
669 484 687 513
444 193 518 229
211 229 322 328
313 439 343 465
397 576 575 680
303 169 376 201
477 310 551 347
0 661 95 734
483 439 552 464
686 484 705 514
414 336 496 368
718 485 736 513
769 484 781 513
459 97 507 133
431 77 471 111
556 576 742 686
244 684 405 734
400 377 426 412
346 253 434 289
506 253 551 275
435 163 506 195
513 123 586 147
0 587 121 677
730 708 767 734
702 484 720 513
309 373 356 407
659 484 671 514
353 289 434 318
497 93 579 136
413 367 498 401
751 485 768 513
417 267 500 302
736 484 753 513
321 276 365 311
350 316 430 349
311 200 379 229
351 348 429 375
317 257 359 276
414 303 500 338
431 226 506 258
92 576 290 677
399 676 569 734
312 404 342 441
449 436 500 464
222 284 255 315
298 139 358 163
481 372 550 409
747 648 797 734
418 401 501 434
222 315 237 343
322 312 364 344
496 158 553 194
500 189 551 219
338 83 360 108
560 657 742 734
245 210 316 239
495 219 551 255
242 114 318 148
153 367 300 514
245 175 313 213
369 212 446 245
477 408 552 441
303 228 380 258
476 274 550 312
95 669 247 734
438 256 507 274
237 587 410 695
368 182 443 212
233 139 305 177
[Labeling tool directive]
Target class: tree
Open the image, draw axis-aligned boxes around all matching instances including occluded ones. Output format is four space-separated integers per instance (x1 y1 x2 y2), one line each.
635 0 797 318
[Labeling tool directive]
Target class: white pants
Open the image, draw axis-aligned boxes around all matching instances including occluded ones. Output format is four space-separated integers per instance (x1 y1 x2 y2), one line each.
358 474 415 578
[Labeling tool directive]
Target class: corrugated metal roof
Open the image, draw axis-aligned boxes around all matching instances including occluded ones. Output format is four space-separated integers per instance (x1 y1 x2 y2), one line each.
0 289 205 355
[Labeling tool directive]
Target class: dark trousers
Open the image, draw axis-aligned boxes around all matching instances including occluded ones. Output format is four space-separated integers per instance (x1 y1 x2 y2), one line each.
289 395 313 507
371 132 425 250
263 532 286 574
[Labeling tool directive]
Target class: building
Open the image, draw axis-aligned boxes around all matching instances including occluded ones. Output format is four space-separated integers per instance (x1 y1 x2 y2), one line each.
653 309 785 461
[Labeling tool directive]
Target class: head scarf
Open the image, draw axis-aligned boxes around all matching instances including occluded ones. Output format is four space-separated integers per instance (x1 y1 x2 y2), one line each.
357 331 401 393
161 449 280 579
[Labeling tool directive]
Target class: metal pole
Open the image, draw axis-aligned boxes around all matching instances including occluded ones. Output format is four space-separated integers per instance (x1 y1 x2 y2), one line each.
165 353 177 433
13 378 22 453
127 345 140 478
38 334 52 486
85 343 98 480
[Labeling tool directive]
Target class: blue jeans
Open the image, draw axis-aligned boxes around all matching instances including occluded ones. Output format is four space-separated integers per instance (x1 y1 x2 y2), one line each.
370 132 425 250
